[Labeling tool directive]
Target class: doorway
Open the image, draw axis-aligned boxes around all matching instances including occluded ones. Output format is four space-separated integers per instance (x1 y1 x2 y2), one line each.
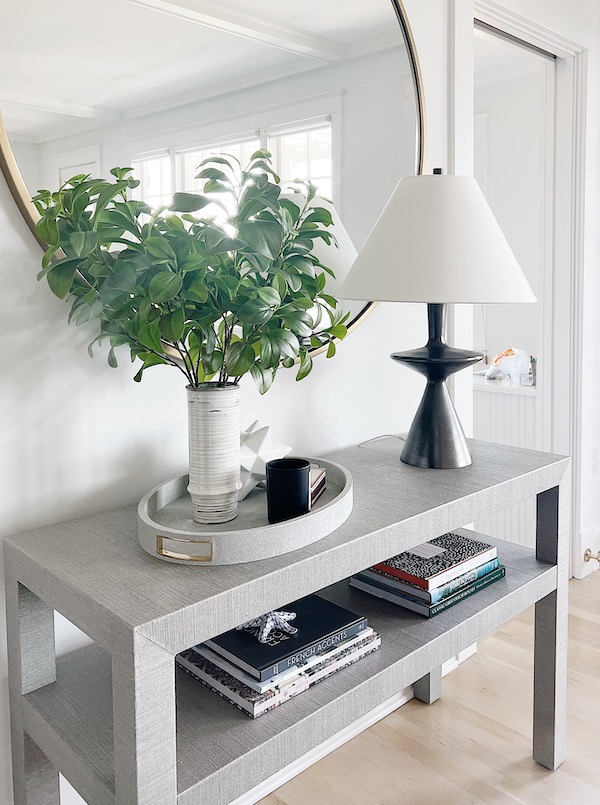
472 23 558 547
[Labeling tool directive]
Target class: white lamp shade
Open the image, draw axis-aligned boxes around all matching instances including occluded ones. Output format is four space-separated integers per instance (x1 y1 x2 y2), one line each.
339 174 536 304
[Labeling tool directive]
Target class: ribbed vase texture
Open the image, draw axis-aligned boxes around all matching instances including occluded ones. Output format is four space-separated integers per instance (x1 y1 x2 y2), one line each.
187 384 241 524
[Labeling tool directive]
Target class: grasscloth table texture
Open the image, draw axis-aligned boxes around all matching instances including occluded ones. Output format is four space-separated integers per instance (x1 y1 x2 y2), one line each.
4 438 570 804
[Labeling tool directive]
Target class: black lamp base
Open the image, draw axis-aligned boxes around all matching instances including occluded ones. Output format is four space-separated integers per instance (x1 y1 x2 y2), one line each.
392 303 482 469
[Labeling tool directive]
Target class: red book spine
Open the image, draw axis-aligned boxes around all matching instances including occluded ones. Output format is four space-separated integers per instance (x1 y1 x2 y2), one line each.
371 563 429 589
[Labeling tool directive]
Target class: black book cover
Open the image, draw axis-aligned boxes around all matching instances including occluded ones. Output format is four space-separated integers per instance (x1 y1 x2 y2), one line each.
204 594 367 680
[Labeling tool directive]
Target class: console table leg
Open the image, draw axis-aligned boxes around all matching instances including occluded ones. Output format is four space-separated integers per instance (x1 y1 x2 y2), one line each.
414 666 442 704
533 480 569 770
4 574 59 804
112 634 177 804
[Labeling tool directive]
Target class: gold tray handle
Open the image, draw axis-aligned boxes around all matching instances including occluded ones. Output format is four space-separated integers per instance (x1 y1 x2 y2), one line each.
156 534 214 563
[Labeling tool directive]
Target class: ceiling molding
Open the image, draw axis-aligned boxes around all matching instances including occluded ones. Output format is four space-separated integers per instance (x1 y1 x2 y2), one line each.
124 57 317 120
126 0 346 62
346 30 406 60
0 94 121 123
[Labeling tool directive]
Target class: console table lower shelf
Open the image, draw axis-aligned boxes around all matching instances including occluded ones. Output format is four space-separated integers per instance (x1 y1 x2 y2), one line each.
20 538 556 805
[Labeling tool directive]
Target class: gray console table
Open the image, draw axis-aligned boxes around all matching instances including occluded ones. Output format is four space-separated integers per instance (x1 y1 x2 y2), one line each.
4 438 569 804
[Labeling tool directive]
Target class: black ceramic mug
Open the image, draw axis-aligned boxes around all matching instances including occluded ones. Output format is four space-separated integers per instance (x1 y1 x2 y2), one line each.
266 458 311 524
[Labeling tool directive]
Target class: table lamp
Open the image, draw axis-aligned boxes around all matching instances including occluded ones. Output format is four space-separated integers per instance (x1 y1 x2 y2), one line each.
339 171 536 469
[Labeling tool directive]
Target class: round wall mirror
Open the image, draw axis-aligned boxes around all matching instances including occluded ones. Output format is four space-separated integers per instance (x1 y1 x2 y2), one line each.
0 0 423 345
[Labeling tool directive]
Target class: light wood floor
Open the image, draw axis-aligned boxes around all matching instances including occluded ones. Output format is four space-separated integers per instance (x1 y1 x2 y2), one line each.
260 571 600 805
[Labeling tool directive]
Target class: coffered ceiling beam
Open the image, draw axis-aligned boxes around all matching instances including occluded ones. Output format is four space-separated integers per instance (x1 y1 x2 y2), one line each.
126 0 347 62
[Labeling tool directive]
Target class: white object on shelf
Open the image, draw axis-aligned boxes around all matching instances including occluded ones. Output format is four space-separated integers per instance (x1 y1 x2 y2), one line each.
238 421 291 501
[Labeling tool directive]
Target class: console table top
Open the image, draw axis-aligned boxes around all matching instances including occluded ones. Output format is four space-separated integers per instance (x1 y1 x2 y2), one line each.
3 437 568 653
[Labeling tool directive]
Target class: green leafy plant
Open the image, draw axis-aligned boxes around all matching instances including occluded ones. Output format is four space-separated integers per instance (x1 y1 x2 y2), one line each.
32 151 348 392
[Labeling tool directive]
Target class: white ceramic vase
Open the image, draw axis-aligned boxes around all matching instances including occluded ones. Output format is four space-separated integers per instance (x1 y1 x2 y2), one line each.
187 383 241 524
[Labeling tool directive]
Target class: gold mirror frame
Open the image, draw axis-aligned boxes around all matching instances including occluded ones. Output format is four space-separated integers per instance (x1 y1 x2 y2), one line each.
0 0 424 346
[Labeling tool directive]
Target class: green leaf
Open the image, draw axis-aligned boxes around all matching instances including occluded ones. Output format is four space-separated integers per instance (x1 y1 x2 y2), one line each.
238 220 283 259
261 329 300 365
327 340 337 358
107 347 118 368
145 236 177 261
282 309 313 338
149 271 182 303
205 227 245 254
254 286 281 307
69 231 98 258
296 349 313 381
224 341 255 376
304 207 333 226
236 298 274 325
137 320 163 352
133 352 169 382
250 148 272 161
329 324 347 339
46 258 80 299
202 349 224 375
196 167 231 183
320 293 338 308
179 254 206 272
158 308 185 342
181 270 208 303
271 274 288 299
169 192 213 213
35 216 59 246
250 363 275 394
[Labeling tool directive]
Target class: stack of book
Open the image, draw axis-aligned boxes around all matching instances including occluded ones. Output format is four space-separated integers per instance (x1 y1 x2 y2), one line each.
177 594 380 718
350 528 505 618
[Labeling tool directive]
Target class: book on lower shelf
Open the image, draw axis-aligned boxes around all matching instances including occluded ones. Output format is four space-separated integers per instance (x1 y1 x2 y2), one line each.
350 565 506 617
372 528 498 591
204 594 368 681
351 528 506 618
177 629 381 718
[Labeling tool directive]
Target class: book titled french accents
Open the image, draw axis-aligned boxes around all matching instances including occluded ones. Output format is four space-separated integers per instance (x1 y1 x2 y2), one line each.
373 528 497 591
177 631 380 718
204 594 368 681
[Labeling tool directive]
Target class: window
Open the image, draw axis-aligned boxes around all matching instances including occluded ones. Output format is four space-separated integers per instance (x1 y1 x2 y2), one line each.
130 117 333 207
177 139 261 193
131 151 173 207
268 122 332 198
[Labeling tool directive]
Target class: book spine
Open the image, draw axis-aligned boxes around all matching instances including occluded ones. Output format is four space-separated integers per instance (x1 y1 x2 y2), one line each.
254 636 380 717
206 617 368 680
428 566 506 615
364 558 501 603
373 546 498 591
350 578 429 614
178 635 381 718
256 618 368 680
193 627 375 693
350 566 506 617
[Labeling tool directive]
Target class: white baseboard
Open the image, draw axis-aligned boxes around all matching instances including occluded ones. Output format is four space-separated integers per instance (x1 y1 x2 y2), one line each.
230 645 477 805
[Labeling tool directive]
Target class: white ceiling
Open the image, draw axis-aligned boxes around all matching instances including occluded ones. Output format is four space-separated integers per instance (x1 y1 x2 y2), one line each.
1 0 402 142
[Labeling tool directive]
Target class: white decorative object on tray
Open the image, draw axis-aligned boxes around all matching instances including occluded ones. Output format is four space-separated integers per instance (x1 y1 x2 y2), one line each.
239 421 291 501
138 458 353 565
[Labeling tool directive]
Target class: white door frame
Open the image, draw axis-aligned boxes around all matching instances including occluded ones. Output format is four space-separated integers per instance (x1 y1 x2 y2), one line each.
474 0 587 576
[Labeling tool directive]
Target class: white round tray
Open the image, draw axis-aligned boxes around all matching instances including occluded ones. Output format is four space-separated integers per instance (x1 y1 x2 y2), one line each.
137 458 353 565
